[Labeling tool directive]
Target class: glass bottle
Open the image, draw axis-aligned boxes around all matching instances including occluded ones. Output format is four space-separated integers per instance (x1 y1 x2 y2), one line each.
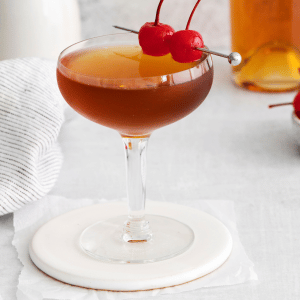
230 0 300 92
0 0 81 61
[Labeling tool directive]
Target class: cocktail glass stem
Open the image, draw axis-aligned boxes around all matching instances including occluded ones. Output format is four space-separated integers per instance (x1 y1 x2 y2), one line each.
122 137 152 243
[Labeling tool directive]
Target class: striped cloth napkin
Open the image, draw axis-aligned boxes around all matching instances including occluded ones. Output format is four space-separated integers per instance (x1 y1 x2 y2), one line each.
0 58 64 216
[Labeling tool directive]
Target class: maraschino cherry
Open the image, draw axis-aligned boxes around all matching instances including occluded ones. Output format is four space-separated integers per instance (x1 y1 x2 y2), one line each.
269 91 300 119
169 0 204 63
138 0 175 56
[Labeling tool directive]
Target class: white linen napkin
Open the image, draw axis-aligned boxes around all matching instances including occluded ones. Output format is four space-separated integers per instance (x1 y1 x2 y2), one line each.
0 58 64 215
11 196 257 300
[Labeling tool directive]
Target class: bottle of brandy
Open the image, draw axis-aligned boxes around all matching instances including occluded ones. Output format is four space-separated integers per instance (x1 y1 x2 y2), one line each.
230 0 300 92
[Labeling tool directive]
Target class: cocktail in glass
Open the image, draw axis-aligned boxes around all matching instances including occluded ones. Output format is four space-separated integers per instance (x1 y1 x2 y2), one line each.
57 33 213 263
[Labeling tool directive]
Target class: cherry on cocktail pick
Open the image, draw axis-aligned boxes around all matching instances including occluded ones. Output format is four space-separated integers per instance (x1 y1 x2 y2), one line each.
269 91 300 119
169 0 204 63
113 25 242 64
138 0 175 56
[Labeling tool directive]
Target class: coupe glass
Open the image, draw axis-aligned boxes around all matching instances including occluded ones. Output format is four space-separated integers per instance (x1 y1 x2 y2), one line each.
57 33 213 263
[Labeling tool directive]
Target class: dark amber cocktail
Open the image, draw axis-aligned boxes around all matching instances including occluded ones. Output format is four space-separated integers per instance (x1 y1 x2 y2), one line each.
57 45 213 136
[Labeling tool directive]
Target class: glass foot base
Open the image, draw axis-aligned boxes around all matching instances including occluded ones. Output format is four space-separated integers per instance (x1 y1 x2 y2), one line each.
80 215 194 263
29 201 232 290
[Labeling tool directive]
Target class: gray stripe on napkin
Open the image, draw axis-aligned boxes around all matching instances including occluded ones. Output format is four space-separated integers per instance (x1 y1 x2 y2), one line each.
0 58 64 215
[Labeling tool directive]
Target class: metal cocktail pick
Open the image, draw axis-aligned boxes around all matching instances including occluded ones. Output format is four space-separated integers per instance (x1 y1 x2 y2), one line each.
113 25 242 66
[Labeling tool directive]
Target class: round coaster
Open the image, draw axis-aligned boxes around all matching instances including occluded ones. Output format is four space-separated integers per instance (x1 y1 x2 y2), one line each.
29 201 232 291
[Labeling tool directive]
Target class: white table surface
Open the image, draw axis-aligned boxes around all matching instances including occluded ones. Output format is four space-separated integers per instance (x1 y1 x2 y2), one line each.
1 54 300 299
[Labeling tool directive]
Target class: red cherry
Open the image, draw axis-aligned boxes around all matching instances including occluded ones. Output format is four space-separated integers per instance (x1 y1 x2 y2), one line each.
139 22 174 56
293 92 300 111
169 30 204 63
169 0 204 63
138 0 175 56
293 92 300 119
269 91 300 119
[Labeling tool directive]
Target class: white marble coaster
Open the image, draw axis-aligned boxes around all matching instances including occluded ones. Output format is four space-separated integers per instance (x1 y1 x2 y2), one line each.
29 201 232 291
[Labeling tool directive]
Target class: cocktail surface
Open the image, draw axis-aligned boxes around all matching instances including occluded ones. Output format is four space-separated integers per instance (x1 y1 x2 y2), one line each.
57 45 213 136
61 45 199 79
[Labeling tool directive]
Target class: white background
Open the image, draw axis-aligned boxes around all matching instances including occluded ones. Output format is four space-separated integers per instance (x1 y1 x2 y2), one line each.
1 0 300 299
77 0 230 49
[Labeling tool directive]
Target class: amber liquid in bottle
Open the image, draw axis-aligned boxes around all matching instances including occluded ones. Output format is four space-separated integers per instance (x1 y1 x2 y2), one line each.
230 0 300 92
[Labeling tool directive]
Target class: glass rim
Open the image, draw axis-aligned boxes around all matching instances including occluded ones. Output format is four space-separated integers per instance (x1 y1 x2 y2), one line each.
57 32 213 87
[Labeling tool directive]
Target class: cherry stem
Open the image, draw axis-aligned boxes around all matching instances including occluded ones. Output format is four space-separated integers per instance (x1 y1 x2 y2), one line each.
154 0 165 26
268 102 293 109
186 0 202 30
